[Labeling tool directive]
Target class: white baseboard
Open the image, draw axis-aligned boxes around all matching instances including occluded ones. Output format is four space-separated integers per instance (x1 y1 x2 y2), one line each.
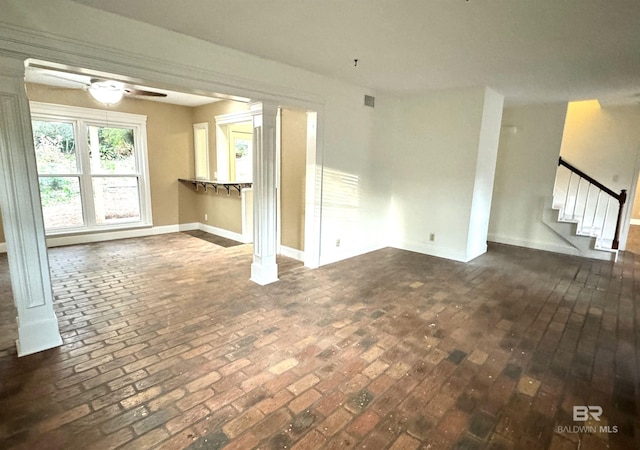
280 245 304 262
390 239 472 263
320 241 387 266
44 224 182 248
631 219 640 226
487 233 581 257
17 315 63 356
198 223 251 244
178 222 199 232
0 222 247 253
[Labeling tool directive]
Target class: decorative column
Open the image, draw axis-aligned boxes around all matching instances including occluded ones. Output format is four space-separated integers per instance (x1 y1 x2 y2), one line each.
251 101 279 285
0 53 62 356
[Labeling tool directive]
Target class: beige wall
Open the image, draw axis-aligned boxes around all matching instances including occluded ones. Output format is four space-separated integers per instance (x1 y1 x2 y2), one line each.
0 83 195 244
190 100 250 233
196 190 243 233
633 177 640 220
0 90 314 244
280 109 307 251
560 100 640 229
192 100 249 179
560 100 640 201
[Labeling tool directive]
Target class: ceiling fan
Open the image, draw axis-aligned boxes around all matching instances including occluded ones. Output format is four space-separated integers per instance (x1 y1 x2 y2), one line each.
36 68 167 105
86 78 167 105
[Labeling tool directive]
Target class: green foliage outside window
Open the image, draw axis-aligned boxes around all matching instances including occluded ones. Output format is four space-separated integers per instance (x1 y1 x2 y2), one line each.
33 121 135 206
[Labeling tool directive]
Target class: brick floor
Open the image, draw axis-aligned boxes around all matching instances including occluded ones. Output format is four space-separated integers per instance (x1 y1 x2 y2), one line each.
0 233 639 449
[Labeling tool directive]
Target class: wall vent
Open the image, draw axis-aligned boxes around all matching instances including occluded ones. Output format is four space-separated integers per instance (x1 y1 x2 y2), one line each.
364 95 375 108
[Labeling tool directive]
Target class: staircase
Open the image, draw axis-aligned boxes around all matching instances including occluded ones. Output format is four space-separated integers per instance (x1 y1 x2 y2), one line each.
544 157 627 262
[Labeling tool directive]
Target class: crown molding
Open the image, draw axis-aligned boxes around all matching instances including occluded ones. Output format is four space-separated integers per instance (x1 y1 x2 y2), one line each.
0 20 324 109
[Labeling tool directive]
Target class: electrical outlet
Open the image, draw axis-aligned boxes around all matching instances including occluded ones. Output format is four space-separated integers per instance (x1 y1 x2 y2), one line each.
429 233 435 242
335 238 341 247
204 213 208 221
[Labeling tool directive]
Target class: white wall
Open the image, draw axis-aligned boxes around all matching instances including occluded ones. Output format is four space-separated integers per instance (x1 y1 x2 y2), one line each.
0 0 389 267
387 86 502 262
488 103 570 252
467 88 504 259
319 100 389 264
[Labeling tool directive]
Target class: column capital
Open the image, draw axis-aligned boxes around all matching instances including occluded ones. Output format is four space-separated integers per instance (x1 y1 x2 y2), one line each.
257 99 279 113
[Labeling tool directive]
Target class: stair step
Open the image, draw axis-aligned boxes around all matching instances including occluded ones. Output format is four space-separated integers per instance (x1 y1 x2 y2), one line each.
557 216 581 224
594 240 617 253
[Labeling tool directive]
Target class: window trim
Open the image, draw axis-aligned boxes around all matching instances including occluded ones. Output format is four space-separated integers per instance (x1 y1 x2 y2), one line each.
193 122 210 180
30 101 152 235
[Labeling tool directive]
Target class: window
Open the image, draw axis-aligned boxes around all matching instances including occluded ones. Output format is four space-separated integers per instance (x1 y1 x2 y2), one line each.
30 102 151 234
193 122 209 180
229 127 253 181
215 108 259 182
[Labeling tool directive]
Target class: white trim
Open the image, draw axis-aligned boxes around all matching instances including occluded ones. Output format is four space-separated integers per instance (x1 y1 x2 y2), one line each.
199 223 250 244
304 111 321 269
215 109 262 126
241 188 254 243
214 110 258 183
179 222 199 232
250 102 279 284
617 150 640 251
276 108 282 253
0 222 250 251
17 315 63 357
320 242 387 266
280 245 304 262
0 55 62 356
631 219 640 226
30 101 147 124
250 261 279 285
45 224 182 248
193 122 210 180
30 102 153 232
487 233 582 257
390 240 472 263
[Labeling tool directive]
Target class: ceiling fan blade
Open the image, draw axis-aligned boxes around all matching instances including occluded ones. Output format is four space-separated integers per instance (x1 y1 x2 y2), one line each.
41 72 89 87
124 88 167 97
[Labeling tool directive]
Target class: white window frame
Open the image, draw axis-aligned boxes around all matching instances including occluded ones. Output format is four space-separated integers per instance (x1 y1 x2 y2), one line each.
30 101 152 235
214 106 260 181
193 122 210 180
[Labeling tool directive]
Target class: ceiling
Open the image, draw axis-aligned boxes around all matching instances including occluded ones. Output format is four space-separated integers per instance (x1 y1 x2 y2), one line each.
25 66 223 107
67 0 640 104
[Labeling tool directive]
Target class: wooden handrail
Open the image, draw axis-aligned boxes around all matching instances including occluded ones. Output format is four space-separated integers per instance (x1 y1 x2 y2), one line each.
558 157 619 200
558 157 627 249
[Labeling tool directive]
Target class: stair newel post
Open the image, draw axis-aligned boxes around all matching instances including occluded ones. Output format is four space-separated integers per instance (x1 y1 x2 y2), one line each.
612 189 627 250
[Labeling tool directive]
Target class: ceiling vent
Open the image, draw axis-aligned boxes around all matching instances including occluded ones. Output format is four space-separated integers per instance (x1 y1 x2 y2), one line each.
364 95 375 108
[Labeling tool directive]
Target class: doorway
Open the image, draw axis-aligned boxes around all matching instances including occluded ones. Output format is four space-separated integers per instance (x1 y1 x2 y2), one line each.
626 175 640 254
277 107 310 262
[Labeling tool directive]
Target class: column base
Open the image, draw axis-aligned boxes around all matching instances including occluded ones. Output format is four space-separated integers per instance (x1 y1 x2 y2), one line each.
16 315 63 357
250 261 279 285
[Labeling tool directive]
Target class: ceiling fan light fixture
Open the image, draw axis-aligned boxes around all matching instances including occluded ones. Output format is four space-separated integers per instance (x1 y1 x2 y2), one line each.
88 80 124 105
